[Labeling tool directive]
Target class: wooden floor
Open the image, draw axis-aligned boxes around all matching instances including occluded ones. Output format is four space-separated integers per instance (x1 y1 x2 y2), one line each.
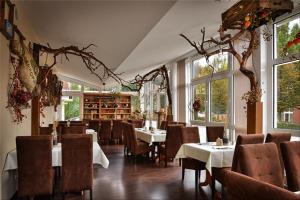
30 144 213 200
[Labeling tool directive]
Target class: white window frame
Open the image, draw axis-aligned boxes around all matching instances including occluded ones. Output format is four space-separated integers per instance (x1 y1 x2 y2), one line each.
266 9 300 136
188 52 234 128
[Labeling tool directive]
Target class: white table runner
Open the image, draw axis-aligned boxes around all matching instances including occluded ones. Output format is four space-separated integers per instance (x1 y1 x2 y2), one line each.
135 128 166 145
3 142 109 170
175 143 234 173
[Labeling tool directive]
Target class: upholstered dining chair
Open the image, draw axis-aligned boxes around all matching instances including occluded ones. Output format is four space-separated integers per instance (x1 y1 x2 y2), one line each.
159 124 184 167
61 134 93 199
180 126 206 190
39 126 53 135
122 122 130 155
16 136 54 199
210 134 264 198
224 170 300 200
111 119 123 144
99 119 112 144
124 122 152 158
280 141 300 192
128 119 144 128
88 120 100 134
62 125 86 135
206 126 224 142
236 143 284 188
266 132 291 175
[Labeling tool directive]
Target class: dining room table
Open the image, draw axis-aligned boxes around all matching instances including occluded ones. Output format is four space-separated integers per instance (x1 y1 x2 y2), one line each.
175 142 235 198
135 128 166 145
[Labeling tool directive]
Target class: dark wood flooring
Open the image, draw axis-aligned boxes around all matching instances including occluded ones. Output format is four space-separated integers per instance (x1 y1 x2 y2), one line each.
26 144 214 200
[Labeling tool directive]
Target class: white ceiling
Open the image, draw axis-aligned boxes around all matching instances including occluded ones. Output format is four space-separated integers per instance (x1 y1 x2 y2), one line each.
21 0 294 87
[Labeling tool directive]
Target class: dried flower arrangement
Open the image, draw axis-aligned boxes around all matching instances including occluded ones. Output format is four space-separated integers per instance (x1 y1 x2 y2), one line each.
241 83 262 105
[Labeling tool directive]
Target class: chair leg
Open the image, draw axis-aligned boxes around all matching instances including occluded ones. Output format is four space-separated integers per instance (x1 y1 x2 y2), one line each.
211 176 216 200
90 189 93 200
164 156 167 167
195 170 199 196
182 166 185 181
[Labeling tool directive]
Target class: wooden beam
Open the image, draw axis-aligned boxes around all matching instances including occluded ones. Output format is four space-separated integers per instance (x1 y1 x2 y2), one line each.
31 43 41 136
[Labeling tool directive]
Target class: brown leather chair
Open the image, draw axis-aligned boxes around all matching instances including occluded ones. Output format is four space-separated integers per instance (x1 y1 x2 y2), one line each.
111 119 123 144
211 134 265 198
206 126 224 142
88 120 100 134
123 122 152 157
224 170 300 200
122 122 130 155
160 120 168 130
39 126 53 135
16 136 54 199
180 126 206 189
128 119 144 128
281 141 300 192
266 132 291 175
62 125 86 135
159 125 184 167
61 134 93 199
99 119 112 144
236 143 284 188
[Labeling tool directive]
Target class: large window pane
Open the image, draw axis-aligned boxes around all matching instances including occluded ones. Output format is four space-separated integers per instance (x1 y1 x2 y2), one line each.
193 53 228 78
61 96 80 121
211 78 228 122
62 81 81 91
275 16 300 58
84 86 98 92
193 83 206 122
274 61 300 130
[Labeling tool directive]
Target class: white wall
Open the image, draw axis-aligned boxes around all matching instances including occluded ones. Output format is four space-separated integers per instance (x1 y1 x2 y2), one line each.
0 2 42 199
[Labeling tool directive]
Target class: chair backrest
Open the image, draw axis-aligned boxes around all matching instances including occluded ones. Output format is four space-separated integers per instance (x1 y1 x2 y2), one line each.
231 134 265 171
160 120 168 130
39 126 53 135
16 136 53 197
180 126 200 144
206 126 224 142
266 132 291 175
62 125 86 135
99 119 112 140
176 122 187 126
224 170 300 200
111 119 123 140
122 122 128 148
237 143 284 188
165 125 184 158
280 141 300 192
123 122 137 154
128 119 143 128
88 120 100 133
61 134 93 193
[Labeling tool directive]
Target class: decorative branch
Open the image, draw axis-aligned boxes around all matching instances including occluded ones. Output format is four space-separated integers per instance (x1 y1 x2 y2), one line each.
180 25 258 90
38 43 128 86
122 65 173 116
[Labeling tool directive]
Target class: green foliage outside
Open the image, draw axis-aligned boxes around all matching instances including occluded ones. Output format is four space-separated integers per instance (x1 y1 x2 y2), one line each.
64 96 80 120
194 54 228 122
276 18 300 130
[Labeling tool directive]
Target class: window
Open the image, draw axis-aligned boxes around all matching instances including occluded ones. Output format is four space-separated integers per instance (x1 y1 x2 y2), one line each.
211 78 228 122
193 83 206 122
84 86 99 92
190 52 232 124
62 81 82 91
61 96 80 121
272 14 300 132
193 53 228 78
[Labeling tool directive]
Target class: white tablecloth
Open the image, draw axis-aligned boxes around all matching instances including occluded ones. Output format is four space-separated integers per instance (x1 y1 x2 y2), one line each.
3 142 109 170
175 143 234 173
86 129 98 142
135 128 166 145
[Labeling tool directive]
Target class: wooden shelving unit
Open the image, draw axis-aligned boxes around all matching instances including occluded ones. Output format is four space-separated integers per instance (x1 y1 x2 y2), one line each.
83 93 131 120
